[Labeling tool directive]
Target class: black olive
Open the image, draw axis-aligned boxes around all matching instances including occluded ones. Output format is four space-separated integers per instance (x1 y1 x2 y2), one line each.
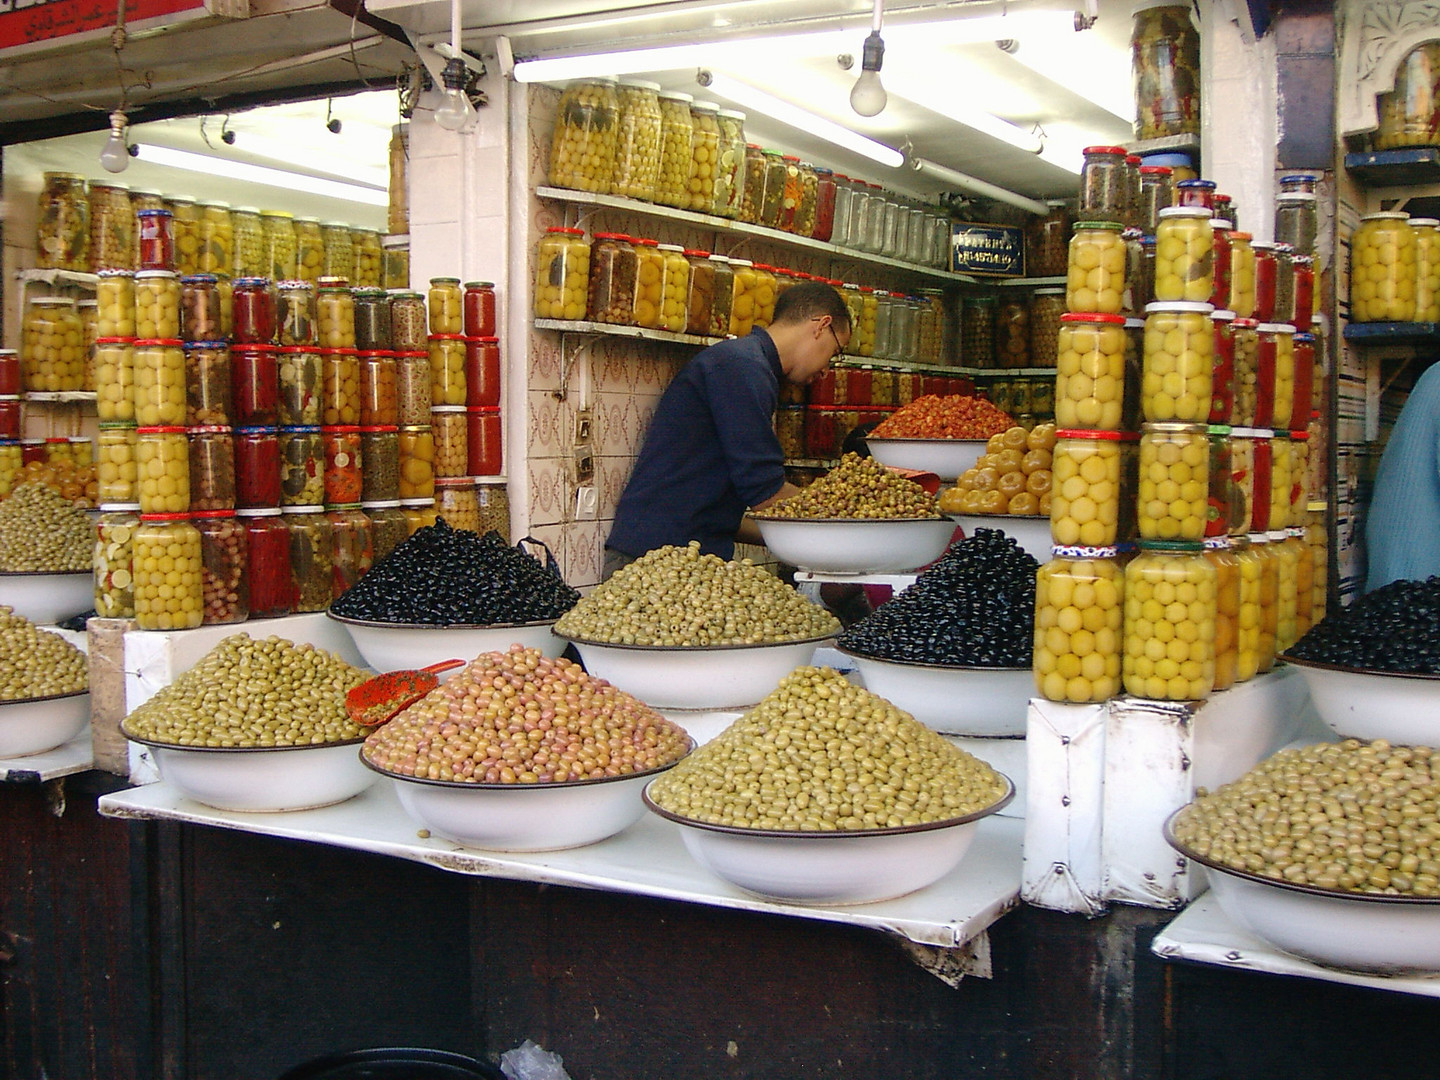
1288 576 1440 674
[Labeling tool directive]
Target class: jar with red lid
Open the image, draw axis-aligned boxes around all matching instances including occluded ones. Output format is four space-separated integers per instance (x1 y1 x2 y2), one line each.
136 208 174 271
96 425 137 503
277 280 316 346
184 341 232 427
0 351 18 396
1079 146 1128 223
1292 333 1316 430
136 426 190 513
360 426 399 503
398 425 435 498
231 277 275 344
277 347 321 426
132 513 204 630
360 352 398 426
467 409 502 475
231 342 279 427
238 508 294 617
363 500 407 562
234 427 281 509
322 425 362 505
1208 311 1235 425
321 349 361 425
327 505 374 598
429 335 467 406
280 426 323 506
396 352 431 425
431 406 468 478
0 398 19 442
193 510 248 624
463 282 496 338
180 274 222 341
188 426 235 511
1251 242 1278 322
1209 219 1232 310
1255 323 1296 429
1290 254 1315 331
281 506 333 613
466 337 501 408
133 339 186 426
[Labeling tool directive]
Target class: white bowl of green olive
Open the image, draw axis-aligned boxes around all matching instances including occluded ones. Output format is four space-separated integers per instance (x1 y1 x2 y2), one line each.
749 516 957 575
644 777 1013 905
838 649 1032 737
0 690 89 758
0 571 93 626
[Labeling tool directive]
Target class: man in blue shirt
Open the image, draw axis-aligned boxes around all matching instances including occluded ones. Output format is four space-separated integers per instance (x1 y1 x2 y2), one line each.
1366 361 1440 590
605 281 851 574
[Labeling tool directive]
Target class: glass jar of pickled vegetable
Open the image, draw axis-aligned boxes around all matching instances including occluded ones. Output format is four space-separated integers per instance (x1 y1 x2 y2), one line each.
1375 42 1440 149
1248 532 1281 673
750 263 777 330
352 229 382 288
534 228 590 321
434 476 480 532
1289 524 1316 638
178 273 220 342
347 288 388 352
97 425 138 504
328 505 374 598
234 427 281 509
729 259 759 336
1139 422 1209 541
1079 147 1128 223
317 286 356 349
95 339 135 423
1050 430 1123 547
1068 222 1127 314
133 512 204 630
229 276 273 345
232 343 280 428
321 348 361 426
321 223 354 281
466 337 501 408
279 426 323 507
686 100 721 212
713 109 747 219
1055 313 1128 430
760 150 789 230
430 405 468 479
359 425 399 504
587 234 639 325
467 409 502 475
1351 212 1418 322
1291 333 1316 431
704 255 734 338
1275 191 1318 258
1208 310 1235 425
1268 434 1293 532
1132 4 1200 139
1034 545 1125 703
386 292 425 353
133 339 186 426
295 217 324 283
95 504 140 618
427 335 466 406
277 281 317 347
1203 535 1240 690
359 351 398 426
630 238 665 329
458 282 496 341
739 144 766 225
426 276 461 335
363 499 408 562
401 498 437 534
996 297 1030 369
188 425 236 512
1228 231 1255 317
654 91 695 208
1153 206 1213 304
21 298 83 392
549 77 620 193
37 172 89 271
795 161 819 238
1123 540 1215 701
89 182 134 272
1135 167 1172 236
1142 301 1214 423
237 508 293 618
261 210 298 280
277 347 321 427
396 351 432 426
398 425 435 499
281 505 333 613
1209 219 1232 312
96 269 137 338
197 202 233 275
653 244 690 333
231 208 265 277
611 78 662 201
322 425 362 505
1230 319 1260 427
683 251 716 336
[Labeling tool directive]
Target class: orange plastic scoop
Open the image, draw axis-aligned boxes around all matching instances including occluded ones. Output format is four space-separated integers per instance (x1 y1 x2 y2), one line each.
346 659 466 726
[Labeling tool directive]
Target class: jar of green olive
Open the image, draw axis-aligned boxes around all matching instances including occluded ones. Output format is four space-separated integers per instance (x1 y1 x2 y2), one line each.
1034 545 1125 703
133 512 204 630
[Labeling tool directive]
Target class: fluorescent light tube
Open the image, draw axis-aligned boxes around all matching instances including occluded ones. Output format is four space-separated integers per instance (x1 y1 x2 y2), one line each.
702 73 904 168
132 144 390 206
909 157 1048 215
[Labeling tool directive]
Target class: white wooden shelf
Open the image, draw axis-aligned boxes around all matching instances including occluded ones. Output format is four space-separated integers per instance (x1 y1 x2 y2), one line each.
0 728 93 782
15 268 98 288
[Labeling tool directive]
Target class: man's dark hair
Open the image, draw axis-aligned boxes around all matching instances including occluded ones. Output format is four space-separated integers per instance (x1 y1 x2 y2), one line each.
771 280 852 333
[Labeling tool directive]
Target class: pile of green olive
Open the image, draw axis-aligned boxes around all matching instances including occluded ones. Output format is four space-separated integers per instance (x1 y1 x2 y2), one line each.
0 606 87 700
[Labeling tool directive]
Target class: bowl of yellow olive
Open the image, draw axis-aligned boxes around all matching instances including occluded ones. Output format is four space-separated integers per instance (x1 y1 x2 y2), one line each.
553 543 841 709
364 646 694 851
0 607 90 757
644 667 1015 905
0 571 94 626
120 635 379 812
0 690 90 759
1166 739 1440 974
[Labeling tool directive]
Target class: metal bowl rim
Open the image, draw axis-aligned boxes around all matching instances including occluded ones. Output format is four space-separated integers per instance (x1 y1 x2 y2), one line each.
558 630 836 652
834 645 1030 673
363 738 694 789
121 729 368 753
326 610 561 632
1278 653 1440 682
0 687 89 708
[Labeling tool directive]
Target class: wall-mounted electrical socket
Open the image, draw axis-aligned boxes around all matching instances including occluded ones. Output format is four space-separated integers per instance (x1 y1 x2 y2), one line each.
574 407 593 446
575 485 597 520
574 445 594 485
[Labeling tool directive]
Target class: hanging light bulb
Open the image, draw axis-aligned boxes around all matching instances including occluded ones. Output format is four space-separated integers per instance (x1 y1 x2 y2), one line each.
99 110 130 173
849 0 887 117
434 56 475 131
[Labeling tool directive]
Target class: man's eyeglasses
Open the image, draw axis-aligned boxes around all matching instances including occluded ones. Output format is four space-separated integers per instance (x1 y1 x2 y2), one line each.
825 321 845 360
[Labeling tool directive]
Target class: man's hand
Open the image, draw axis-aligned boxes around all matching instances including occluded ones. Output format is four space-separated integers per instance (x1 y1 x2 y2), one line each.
737 481 802 545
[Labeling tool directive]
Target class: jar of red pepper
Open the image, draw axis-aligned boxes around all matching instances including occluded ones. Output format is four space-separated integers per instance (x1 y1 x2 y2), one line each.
1251 243 1278 323
0 398 19 442
322 425 363 505
465 336 501 408
231 342 279 427
1290 255 1315 331
136 209 175 272
466 408 502 475
1209 219 1232 311
1292 333 1316 430
234 426 281 509
811 167 837 242
463 282 497 338
237 507 295 617
1208 310 1235 426
0 351 18 396
232 277 276 344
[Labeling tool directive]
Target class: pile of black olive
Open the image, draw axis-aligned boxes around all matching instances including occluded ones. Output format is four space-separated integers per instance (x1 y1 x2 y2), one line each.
838 529 1037 667
330 522 580 625
1286 576 1440 674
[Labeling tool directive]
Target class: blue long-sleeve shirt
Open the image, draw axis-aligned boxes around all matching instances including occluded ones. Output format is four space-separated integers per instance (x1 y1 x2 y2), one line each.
1366 361 1440 590
607 329 787 560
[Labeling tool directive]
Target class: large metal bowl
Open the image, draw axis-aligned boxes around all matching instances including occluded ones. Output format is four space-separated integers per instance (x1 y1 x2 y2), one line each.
561 633 832 710
1280 654 1440 743
0 690 89 758
374 751 690 852
122 733 376 813
864 437 988 481
0 570 92 625
327 612 563 679
645 777 1013 906
838 649 1032 736
945 514 1052 563
750 516 956 574
1166 808 1440 974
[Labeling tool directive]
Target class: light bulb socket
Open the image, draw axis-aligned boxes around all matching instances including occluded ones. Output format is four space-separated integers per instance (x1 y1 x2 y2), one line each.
440 56 468 93
860 30 885 74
